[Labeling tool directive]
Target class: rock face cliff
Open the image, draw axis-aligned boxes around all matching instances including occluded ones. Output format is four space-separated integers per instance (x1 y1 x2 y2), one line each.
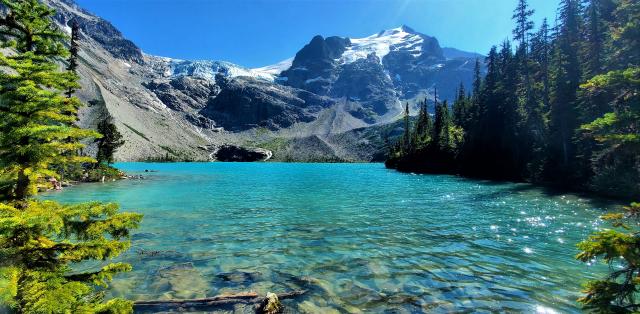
41 0 483 162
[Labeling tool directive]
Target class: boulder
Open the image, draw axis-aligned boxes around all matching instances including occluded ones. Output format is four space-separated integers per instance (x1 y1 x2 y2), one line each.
211 145 272 162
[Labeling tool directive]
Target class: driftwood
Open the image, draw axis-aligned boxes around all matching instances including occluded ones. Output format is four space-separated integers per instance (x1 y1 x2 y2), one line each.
133 290 307 312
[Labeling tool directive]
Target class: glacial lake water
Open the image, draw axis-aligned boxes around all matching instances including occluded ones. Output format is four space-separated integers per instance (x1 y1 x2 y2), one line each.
42 162 618 313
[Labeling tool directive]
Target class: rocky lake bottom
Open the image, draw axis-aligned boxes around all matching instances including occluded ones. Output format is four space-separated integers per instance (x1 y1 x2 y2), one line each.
42 162 618 313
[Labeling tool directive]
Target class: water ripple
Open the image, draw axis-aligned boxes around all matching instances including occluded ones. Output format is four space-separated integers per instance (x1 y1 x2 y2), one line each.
42 162 619 313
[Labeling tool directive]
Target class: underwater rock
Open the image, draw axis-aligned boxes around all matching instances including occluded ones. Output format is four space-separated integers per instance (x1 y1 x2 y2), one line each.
270 270 314 290
297 301 340 314
215 271 264 287
136 248 186 261
149 262 210 300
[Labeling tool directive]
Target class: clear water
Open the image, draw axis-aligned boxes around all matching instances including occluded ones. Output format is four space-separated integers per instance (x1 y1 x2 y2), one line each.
42 162 618 313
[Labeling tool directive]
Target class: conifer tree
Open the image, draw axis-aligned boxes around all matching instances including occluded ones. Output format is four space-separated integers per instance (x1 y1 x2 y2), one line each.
438 101 452 151
0 0 141 312
65 20 79 98
578 67 640 197
385 0 638 199
402 102 410 154
575 0 640 308
412 99 431 149
608 0 640 68
471 58 482 107
512 0 535 117
583 1 603 78
452 83 468 128
500 40 524 177
546 0 583 182
0 0 88 201
577 202 640 311
512 0 535 55
95 116 125 166
531 18 551 111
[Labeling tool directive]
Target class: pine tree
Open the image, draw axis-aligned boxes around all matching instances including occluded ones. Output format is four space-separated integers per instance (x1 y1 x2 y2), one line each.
500 40 524 178
0 0 141 312
471 58 482 105
512 0 535 118
464 58 483 133
402 102 410 153
385 0 637 200
95 116 125 165
575 0 640 308
0 0 89 201
578 67 640 198
546 0 583 182
512 0 535 55
439 101 452 151
452 82 468 128
531 18 551 111
609 0 640 68
577 202 640 311
65 20 80 98
412 99 431 149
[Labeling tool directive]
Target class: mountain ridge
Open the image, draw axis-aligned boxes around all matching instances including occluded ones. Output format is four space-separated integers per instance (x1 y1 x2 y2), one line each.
42 0 484 162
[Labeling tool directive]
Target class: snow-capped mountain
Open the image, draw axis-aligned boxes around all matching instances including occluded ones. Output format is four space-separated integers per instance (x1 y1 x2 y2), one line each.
42 0 483 162
340 26 427 64
252 58 294 79
279 25 479 120
150 58 280 82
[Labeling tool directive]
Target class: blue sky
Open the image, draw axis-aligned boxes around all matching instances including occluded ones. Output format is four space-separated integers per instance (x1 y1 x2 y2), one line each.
76 0 560 68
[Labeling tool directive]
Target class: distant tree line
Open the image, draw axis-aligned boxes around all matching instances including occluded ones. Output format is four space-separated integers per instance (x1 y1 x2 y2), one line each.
387 0 639 201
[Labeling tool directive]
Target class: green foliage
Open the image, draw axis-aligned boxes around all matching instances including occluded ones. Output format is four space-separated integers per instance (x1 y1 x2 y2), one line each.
576 203 640 312
386 95 461 172
0 200 141 313
0 0 95 201
580 67 640 143
386 0 639 198
95 117 125 165
0 0 142 312
59 163 123 184
385 0 640 310
578 67 640 198
65 21 80 98
609 0 640 68
85 164 124 182
412 99 431 149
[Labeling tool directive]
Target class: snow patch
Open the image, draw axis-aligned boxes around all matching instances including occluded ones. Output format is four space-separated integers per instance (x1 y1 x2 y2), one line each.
305 76 330 84
290 66 308 71
252 58 293 77
165 59 276 82
340 27 424 64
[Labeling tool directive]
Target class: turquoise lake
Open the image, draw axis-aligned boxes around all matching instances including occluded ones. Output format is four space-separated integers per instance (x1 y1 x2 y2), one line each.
42 162 618 313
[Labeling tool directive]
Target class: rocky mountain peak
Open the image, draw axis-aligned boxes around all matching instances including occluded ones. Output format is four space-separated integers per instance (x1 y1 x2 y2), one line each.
33 0 485 162
45 0 144 64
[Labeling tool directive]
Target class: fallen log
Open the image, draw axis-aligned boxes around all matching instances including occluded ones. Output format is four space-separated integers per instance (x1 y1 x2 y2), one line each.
133 290 307 312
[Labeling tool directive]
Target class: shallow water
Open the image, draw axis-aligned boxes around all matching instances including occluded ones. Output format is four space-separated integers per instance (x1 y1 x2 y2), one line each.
42 162 618 313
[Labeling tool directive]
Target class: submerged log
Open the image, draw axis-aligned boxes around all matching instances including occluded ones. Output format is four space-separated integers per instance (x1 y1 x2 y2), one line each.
133 290 306 313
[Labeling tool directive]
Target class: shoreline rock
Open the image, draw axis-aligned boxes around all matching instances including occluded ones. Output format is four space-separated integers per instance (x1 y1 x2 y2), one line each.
209 144 273 162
